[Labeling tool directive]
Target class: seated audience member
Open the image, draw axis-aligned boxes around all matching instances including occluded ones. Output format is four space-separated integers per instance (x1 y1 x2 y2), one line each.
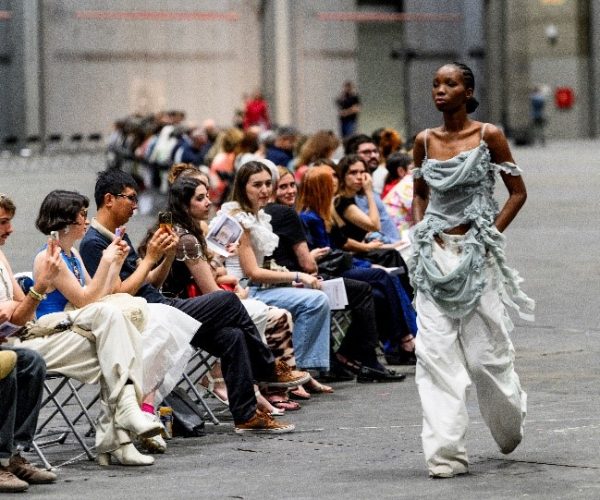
0 195 57 490
161 174 308 408
372 128 404 195
382 152 414 239
266 127 297 168
297 164 417 365
28 190 204 455
345 135 400 242
272 166 416 368
219 162 331 375
79 169 308 434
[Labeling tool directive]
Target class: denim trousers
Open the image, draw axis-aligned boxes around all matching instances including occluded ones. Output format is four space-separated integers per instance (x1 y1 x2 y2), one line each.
249 286 330 371
0 347 46 459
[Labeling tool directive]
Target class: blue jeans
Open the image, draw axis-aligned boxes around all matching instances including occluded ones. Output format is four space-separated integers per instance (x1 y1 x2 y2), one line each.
249 287 330 370
0 348 46 459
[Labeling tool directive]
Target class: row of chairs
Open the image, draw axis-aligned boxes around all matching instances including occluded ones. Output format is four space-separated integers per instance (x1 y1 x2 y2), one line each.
1 133 105 157
15 273 351 470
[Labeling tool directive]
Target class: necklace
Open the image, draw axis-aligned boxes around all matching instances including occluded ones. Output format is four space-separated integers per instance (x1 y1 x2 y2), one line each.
61 251 84 285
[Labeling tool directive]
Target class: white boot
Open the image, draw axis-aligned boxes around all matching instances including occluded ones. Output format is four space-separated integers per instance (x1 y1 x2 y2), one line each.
97 443 154 466
114 385 161 438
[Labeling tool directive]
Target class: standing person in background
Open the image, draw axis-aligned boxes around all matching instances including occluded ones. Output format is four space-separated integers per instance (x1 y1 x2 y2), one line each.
336 81 361 139
530 86 547 146
243 90 271 132
410 62 534 478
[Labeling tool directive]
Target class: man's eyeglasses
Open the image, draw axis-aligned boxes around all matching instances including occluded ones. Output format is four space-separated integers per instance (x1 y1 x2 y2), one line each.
358 148 379 156
115 193 138 203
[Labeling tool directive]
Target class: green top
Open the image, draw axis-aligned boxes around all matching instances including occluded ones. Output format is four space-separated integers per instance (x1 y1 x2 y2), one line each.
409 130 534 321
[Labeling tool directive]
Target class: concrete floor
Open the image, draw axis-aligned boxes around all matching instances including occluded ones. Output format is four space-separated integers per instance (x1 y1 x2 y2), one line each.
0 139 599 499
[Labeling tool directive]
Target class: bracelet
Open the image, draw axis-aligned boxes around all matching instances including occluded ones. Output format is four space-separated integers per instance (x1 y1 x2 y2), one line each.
28 287 47 302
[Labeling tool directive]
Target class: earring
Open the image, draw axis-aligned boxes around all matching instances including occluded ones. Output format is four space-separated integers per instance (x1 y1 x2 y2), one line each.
63 226 70 235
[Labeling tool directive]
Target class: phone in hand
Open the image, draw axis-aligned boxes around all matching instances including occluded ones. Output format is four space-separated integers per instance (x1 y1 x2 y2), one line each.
158 212 173 231
115 227 124 238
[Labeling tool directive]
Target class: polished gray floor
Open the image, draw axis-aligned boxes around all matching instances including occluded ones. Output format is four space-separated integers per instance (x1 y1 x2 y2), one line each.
0 140 599 499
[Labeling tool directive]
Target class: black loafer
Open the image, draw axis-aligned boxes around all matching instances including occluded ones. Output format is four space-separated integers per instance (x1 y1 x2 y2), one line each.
356 366 406 383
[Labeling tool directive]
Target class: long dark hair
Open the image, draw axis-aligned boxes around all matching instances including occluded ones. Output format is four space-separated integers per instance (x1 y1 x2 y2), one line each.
230 161 272 213
36 190 89 234
168 176 209 257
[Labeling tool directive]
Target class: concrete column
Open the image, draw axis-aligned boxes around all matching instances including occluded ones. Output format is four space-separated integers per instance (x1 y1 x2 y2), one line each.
273 0 292 125
22 0 42 140
590 0 600 137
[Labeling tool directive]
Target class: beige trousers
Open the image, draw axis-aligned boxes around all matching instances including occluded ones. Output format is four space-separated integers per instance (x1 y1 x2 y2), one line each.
415 236 527 477
21 302 144 453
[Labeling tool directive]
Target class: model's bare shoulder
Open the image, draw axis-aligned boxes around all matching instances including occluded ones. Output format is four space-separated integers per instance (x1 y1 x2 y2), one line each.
483 124 514 163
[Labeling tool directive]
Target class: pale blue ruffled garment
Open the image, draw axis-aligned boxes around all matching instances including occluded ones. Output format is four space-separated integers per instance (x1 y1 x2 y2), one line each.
409 140 535 321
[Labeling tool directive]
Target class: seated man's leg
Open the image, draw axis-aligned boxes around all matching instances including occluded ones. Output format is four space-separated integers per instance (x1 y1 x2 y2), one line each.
11 349 46 453
0 350 18 463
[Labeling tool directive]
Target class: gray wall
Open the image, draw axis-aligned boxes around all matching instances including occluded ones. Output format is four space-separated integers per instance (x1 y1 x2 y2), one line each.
38 0 262 136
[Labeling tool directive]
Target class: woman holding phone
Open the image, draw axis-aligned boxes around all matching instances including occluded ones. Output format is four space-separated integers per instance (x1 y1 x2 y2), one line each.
22 190 200 464
410 62 534 478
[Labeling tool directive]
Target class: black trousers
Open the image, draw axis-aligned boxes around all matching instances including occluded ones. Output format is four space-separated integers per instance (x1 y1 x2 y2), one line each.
323 276 379 365
0 348 46 459
167 291 274 424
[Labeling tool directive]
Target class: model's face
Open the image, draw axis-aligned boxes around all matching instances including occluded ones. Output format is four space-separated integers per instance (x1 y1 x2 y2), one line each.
111 187 138 225
276 174 297 207
356 142 380 171
344 161 367 193
245 170 272 211
188 184 211 221
0 208 14 246
432 65 471 112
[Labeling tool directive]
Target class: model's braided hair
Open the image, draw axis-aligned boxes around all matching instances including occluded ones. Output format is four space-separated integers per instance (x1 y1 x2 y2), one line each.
451 62 479 114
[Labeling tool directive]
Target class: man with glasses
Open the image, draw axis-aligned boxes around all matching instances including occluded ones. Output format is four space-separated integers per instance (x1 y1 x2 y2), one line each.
345 135 400 243
80 169 309 434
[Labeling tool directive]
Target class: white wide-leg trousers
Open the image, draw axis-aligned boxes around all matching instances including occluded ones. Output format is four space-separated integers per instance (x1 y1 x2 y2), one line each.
414 237 527 477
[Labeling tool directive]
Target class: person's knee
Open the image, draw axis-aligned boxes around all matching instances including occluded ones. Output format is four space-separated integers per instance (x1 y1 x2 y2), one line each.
309 290 330 313
16 348 46 380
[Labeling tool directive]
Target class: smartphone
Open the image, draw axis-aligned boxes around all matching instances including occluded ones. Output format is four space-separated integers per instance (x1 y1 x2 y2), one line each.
50 230 59 241
115 227 123 238
158 211 173 231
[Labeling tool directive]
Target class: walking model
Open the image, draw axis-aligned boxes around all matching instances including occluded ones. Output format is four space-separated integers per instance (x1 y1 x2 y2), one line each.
409 62 535 478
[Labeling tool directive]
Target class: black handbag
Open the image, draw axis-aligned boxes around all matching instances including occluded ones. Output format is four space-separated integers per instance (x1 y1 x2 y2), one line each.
162 387 206 438
317 249 353 275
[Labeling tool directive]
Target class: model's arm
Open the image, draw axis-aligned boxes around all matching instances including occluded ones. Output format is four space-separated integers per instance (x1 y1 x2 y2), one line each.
411 131 429 224
485 125 527 232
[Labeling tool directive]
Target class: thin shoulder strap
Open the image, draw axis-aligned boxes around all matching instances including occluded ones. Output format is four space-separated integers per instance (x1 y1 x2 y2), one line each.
481 123 488 140
424 128 429 158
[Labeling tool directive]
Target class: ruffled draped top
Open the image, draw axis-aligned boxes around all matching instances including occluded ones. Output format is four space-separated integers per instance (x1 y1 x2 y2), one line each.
218 201 279 279
410 136 535 321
